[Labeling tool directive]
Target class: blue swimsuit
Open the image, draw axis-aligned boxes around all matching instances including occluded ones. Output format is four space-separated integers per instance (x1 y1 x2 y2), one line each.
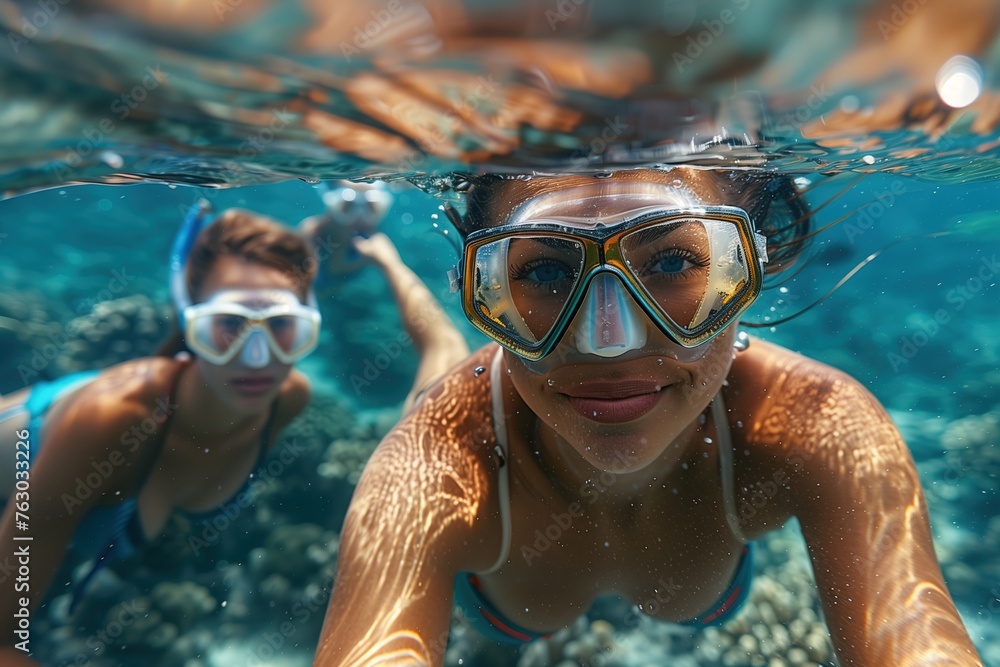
453 349 755 644
6 363 276 608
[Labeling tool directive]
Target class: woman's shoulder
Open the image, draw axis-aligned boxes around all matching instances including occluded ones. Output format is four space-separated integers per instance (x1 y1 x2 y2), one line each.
732 336 853 385
62 356 184 426
346 345 501 569
409 343 498 412
729 336 872 417
33 356 185 499
364 343 500 497
273 368 311 429
725 337 908 533
728 336 901 470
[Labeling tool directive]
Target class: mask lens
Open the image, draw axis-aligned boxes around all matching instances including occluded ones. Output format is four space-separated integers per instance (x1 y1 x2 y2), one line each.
471 235 585 348
189 310 319 364
195 313 251 356
265 314 317 356
620 218 749 332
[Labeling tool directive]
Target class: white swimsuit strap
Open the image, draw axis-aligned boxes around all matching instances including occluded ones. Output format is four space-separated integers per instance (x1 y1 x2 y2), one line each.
484 346 512 574
712 393 748 545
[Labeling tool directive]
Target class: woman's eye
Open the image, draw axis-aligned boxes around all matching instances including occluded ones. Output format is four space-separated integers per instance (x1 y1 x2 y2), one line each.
643 250 701 277
512 259 577 285
269 316 293 331
219 315 245 331
656 255 688 274
528 264 569 283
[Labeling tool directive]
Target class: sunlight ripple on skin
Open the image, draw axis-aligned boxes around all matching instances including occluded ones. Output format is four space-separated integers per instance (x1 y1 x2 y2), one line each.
329 372 490 667
746 356 978 666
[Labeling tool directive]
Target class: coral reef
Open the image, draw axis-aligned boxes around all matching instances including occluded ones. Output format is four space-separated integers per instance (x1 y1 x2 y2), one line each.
57 294 173 373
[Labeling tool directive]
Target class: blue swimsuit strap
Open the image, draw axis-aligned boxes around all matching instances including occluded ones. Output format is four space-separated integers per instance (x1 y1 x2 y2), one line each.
68 358 190 611
454 572 552 644
682 543 755 627
457 543 755 644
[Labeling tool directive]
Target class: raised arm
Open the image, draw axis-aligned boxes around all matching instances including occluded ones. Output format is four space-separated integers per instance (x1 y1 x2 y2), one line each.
351 233 470 413
790 372 982 666
314 356 498 667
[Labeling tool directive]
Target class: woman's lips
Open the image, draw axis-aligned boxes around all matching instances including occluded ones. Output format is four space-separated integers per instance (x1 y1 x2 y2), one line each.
230 377 277 395
561 380 666 424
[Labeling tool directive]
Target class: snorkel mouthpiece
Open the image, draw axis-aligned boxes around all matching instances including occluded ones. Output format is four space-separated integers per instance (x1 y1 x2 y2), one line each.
574 273 648 357
241 329 271 368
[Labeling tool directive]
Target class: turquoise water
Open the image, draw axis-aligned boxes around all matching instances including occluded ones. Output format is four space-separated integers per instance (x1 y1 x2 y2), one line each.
1 173 999 666
3 0 1000 665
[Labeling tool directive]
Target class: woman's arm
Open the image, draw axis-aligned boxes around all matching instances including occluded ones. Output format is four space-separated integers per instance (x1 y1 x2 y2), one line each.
352 233 470 414
314 380 496 667
0 373 159 662
790 372 982 666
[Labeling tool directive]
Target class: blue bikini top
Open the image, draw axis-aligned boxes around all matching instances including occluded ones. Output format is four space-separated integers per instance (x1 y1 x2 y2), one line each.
64 361 277 611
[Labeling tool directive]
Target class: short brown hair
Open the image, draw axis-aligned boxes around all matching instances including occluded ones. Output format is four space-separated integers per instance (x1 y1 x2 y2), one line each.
157 208 316 357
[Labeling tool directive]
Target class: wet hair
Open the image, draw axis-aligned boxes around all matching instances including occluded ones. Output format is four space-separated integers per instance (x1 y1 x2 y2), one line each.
451 170 812 278
156 208 317 357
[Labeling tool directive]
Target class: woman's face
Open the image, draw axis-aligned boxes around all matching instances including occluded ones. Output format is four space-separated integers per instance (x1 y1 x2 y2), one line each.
192 255 303 415
488 169 744 472
505 324 737 473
